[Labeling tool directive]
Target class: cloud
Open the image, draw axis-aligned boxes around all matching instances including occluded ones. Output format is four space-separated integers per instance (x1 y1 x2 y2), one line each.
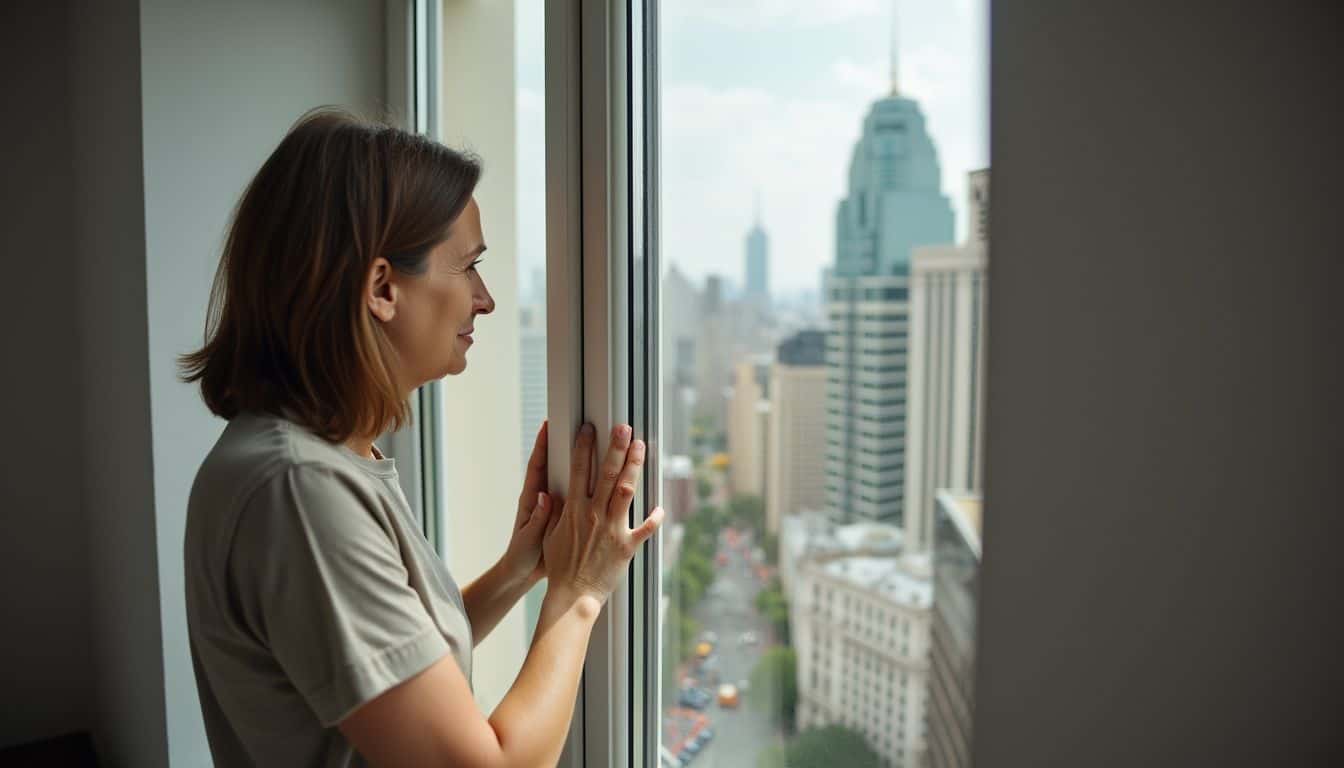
832 57 891 99
661 83 869 293
666 0 885 28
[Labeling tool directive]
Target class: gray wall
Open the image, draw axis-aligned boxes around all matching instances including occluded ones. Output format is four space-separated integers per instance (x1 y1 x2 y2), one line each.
978 1 1342 765
1 1 386 764
0 0 95 748
72 0 166 764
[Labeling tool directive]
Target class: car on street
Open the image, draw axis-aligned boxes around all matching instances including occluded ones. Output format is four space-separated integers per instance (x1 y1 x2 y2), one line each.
716 683 741 709
677 686 714 710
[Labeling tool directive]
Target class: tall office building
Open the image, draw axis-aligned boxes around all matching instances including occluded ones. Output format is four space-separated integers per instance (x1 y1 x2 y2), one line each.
744 199 770 306
786 513 934 768
728 357 771 497
904 169 989 553
824 64 954 525
928 491 982 768
766 330 828 534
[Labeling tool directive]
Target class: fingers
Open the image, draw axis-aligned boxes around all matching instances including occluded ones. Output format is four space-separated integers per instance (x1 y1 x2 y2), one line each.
606 439 646 521
593 425 633 506
542 493 561 539
522 492 550 532
629 506 664 548
568 423 596 498
525 420 548 479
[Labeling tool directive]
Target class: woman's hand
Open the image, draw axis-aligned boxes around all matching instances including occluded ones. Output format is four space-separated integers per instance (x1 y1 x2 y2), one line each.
542 423 663 605
501 420 551 585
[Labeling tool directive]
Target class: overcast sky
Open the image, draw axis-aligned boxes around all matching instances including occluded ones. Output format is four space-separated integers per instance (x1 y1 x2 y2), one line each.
514 0 987 298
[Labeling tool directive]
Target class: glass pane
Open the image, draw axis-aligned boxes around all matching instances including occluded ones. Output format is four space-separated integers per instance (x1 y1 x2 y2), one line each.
657 1 988 766
431 0 546 715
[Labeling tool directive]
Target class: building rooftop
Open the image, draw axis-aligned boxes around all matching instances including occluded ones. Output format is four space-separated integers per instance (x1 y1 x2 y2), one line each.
783 510 933 608
823 555 934 608
777 329 826 366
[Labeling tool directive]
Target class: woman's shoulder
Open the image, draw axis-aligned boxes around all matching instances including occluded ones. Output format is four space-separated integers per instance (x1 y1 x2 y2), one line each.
191 411 387 520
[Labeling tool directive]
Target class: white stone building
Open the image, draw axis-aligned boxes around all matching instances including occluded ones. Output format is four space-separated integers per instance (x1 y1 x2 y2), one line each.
785 513 934 767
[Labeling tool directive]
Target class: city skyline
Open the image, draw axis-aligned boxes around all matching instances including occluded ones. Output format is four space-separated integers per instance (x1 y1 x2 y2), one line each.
514 0 988 297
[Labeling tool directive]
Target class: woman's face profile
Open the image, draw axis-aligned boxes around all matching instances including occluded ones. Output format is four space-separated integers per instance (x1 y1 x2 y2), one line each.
371 197 495 388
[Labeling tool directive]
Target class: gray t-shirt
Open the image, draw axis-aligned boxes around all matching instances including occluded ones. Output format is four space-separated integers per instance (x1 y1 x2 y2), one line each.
184 410 473 767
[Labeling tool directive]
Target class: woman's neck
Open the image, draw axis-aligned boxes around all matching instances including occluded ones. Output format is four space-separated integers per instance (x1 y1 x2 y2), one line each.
345 436 377 460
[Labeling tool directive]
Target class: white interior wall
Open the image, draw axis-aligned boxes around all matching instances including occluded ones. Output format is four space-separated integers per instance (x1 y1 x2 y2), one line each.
137 2 388 763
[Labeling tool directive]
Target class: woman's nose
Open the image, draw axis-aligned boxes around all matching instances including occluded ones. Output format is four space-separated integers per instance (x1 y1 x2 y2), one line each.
474 282 495 315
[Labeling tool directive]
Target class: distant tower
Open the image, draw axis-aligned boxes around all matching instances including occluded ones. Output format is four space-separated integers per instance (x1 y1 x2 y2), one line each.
824 0 954 525
744 193 770 307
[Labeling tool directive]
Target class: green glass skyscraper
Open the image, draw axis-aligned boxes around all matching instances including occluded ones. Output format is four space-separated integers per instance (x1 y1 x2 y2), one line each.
825 86 954 524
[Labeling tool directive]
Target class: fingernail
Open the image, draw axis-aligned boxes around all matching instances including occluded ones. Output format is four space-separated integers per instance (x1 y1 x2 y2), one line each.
583 422 596 437
536 492 545 510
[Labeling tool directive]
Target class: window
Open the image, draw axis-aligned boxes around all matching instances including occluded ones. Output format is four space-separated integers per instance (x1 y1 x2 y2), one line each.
655 0 987 766
407 1 986 765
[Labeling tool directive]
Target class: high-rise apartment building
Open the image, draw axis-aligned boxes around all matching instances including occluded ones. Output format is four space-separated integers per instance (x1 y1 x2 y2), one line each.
904 169 989 553
728 357 771 497
825 85 954 525
786 513 934 767
928 491 982 768
766 330 828 534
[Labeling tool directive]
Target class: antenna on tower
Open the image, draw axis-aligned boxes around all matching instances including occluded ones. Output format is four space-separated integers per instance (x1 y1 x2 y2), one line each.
889 0 900 96
753 189 762 227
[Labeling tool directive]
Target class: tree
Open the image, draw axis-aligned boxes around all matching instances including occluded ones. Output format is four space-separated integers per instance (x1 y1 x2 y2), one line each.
785 726 881 768
727 493 766 538
755 744 787 768
754 579 791 645
696 476 713 501
749 647 798 733
760 530 779 565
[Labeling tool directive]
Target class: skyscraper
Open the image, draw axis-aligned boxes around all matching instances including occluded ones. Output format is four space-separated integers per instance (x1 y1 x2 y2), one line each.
766 330 828 534
728 356 771 497
744 197 770 306
824 60 954 525
904 169 989 553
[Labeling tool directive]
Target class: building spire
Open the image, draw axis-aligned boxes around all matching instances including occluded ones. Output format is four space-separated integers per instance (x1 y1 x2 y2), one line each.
889 0 900 96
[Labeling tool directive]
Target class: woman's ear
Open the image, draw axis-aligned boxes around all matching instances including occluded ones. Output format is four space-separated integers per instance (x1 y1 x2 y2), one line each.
366 257 397 322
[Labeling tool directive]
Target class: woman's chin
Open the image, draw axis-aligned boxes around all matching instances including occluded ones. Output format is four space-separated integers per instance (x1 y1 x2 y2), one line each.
442 357 468 377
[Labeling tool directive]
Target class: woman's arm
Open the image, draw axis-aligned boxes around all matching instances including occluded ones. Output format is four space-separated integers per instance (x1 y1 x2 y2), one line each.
461 556 541 646
337 424 662 768
336 586 599 768
464 420 550 646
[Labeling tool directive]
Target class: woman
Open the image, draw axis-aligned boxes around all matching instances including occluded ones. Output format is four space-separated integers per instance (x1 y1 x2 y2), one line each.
180 107 662 767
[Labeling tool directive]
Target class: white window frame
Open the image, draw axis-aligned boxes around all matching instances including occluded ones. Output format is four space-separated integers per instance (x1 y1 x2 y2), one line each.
546 2 662 766
391 1 663 766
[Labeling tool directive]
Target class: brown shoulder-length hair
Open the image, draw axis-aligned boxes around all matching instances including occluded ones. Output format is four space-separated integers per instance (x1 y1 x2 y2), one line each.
178 106 481 444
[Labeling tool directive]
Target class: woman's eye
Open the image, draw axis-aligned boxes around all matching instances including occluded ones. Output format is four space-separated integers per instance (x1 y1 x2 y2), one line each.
468 258 483 271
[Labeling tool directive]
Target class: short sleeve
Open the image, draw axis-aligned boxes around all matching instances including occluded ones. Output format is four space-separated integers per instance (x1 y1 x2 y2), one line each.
229 464 450 726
